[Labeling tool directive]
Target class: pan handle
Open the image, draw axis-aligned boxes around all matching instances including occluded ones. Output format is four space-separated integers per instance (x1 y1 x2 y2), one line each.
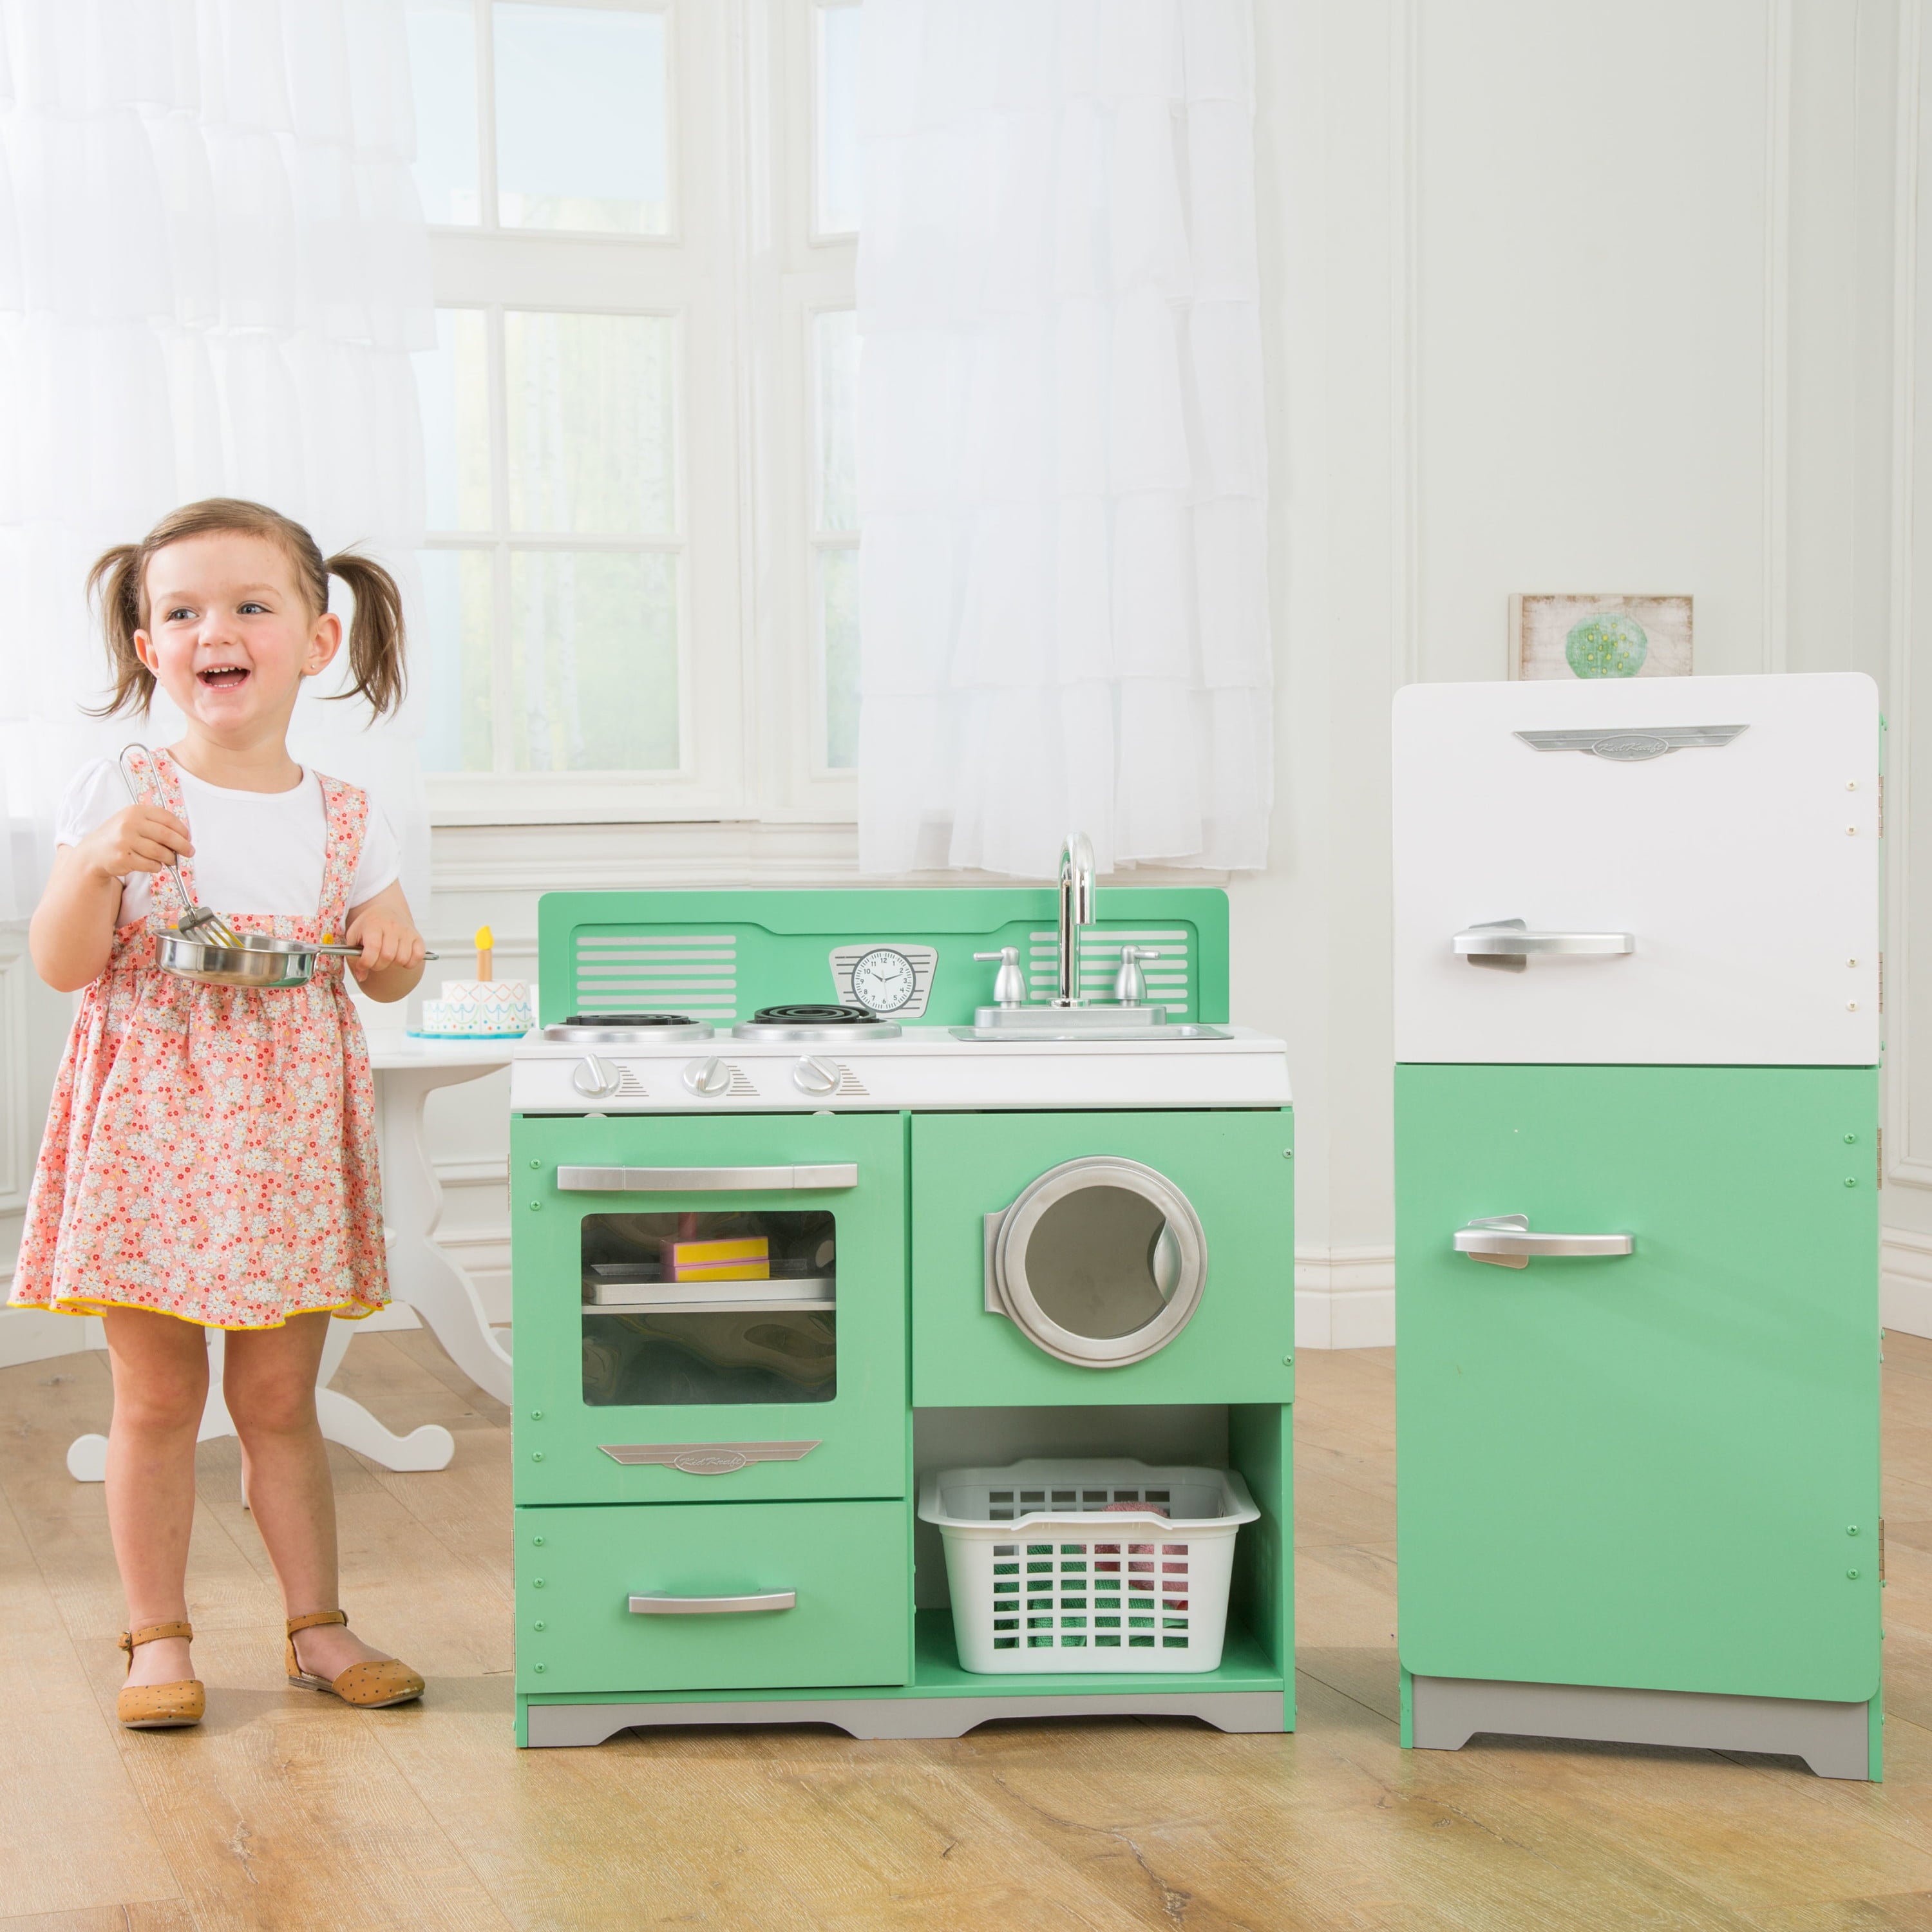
312 943 440 960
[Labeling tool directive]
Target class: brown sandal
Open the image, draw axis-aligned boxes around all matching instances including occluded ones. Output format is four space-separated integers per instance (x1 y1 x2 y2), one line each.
118 1620 205 1730
285 1610 424 1709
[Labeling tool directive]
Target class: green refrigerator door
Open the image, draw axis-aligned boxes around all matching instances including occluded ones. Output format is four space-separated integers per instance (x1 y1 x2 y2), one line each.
1397 1064 1880 1704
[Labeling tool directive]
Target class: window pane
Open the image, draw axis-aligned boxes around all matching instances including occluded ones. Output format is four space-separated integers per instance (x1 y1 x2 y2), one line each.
405 0 482 225
494 3 669 233
417 309 491 532
819 544 857 770
509 549 678 770
419 548 495 772
815 4 862 234
506 311 676 535
813 308 857 532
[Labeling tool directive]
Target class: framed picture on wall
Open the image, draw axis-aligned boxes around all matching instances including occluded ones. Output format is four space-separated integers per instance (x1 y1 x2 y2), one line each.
1509 594 1694 680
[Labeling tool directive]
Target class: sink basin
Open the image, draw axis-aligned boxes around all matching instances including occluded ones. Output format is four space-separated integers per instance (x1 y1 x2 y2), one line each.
969 1003 1170 1034
952 1007 1231 1043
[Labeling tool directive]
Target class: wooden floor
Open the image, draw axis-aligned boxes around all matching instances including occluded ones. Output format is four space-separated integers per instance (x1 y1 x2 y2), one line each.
9 1338 1932 1930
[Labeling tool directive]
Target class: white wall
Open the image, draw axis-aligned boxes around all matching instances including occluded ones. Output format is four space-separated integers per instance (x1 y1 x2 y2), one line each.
1233 0 1918 1344
6 0 1929 1367
1883 0 1932 1329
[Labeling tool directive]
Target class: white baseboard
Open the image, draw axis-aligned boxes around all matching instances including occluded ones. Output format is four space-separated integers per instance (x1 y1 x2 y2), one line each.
1883 1229 1932 1338
1294 1246 1396 1349
438 1229 511 1323
0 1307 102 1368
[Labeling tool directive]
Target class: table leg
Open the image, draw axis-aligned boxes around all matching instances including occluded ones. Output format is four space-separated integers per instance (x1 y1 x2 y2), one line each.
377 1065 515 1405
67 1316 453 1481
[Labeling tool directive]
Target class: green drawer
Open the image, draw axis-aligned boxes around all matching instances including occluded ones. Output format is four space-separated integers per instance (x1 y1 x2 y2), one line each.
515 1501 911 1696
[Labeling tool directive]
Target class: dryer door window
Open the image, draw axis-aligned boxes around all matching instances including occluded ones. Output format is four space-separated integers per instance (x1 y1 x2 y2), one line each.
988 1158 1208 1367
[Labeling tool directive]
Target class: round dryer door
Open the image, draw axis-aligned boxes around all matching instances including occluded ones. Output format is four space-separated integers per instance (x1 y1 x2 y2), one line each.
987 1157 1208 1367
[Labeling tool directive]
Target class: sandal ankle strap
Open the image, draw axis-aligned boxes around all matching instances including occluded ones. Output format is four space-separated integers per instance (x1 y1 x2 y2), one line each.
120 1620 193 1653
287 1609 349 1637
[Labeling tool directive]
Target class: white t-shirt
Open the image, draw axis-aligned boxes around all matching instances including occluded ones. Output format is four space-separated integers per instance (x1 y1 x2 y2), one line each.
54 759 402 929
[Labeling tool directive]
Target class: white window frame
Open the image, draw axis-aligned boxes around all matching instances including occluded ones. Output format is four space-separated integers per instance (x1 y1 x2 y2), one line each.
419 0 858 828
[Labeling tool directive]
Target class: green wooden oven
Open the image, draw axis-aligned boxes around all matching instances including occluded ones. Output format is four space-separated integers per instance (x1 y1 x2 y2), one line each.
509 887 1294 1745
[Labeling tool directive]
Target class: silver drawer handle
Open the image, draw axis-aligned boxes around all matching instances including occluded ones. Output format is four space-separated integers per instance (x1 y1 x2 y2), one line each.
1454 918 1635 972
1455 1214 1634 1269
556 1164 858 1192
627 1590 797 1615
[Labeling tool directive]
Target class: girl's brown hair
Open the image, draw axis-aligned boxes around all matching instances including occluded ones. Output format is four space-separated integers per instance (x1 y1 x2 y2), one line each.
84 498 408 719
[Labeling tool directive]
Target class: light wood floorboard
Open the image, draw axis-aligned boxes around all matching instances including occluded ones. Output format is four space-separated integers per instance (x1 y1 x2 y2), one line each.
5 1330 1932 1927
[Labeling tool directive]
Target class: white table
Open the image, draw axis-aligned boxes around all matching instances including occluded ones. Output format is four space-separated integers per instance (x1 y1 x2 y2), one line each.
67 1030 518 1482
363 1029 517 1407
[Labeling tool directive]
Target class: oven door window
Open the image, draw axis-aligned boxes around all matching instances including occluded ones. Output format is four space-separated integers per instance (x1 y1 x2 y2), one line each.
581 1211 837 1406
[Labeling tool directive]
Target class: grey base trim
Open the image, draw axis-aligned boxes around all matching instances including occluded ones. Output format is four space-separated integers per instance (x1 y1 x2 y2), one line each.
1410 1674 1871 1781
526 1689 1284 1747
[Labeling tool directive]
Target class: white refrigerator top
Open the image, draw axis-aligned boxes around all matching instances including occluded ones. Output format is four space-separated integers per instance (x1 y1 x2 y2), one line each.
1393 672 1881 1066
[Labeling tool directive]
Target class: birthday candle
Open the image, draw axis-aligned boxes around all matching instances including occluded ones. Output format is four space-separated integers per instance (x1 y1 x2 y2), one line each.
475 923 493 981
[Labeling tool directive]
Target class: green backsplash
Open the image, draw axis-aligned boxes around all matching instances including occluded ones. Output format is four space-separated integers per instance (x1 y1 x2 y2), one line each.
536 888 1231 1028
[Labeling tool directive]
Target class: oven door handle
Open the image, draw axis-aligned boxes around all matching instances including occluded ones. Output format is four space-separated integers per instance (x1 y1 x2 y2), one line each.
556 1164 859 1192
627 1590 797 1615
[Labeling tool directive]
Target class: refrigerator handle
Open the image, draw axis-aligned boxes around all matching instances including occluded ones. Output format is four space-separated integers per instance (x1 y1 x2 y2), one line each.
1454 918 1636 971
1454 1214 1635 1269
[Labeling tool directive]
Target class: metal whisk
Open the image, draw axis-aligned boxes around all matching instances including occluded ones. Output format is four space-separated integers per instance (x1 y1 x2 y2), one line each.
116 744 245 949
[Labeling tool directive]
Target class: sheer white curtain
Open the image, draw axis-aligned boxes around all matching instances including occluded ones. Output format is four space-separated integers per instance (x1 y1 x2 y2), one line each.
854 0 1271 878
0 0 433 922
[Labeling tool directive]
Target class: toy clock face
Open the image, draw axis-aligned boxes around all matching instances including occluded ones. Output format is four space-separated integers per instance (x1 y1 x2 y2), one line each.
850 947 918 1013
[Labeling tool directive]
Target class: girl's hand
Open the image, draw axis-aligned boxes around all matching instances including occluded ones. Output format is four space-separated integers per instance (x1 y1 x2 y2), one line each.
343 909 426 982
339 880 427 1003
73 805 192 882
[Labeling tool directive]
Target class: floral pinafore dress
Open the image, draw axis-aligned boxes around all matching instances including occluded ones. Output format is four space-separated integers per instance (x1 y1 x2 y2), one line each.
9 748 389 1329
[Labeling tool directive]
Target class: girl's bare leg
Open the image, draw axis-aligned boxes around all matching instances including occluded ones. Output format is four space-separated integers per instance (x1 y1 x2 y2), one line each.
101 1309 211 1689
222 1313 395 1678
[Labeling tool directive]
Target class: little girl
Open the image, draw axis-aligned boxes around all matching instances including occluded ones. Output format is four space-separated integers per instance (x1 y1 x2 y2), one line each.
12 498 430 1728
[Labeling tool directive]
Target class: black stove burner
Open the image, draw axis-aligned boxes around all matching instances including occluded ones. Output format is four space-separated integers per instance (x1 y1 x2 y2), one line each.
750 1004 880 1027
564 1012 696 1027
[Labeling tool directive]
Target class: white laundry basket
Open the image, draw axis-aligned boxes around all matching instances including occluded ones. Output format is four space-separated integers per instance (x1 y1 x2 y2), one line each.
918 1459 1260 1674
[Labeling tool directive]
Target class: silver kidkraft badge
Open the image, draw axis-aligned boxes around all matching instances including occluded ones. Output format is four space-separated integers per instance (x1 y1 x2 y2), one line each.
1514 724 1748 762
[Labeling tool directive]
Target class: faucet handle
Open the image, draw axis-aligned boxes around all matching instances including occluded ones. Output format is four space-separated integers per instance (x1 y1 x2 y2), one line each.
974 947 1027 1009
1113 946 1162 1007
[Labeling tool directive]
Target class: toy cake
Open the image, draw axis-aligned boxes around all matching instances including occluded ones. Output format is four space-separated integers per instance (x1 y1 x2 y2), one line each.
417 925 533 1036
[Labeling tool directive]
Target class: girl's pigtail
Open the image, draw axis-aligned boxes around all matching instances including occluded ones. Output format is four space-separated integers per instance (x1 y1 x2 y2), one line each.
324 552 408 718
82 544 155 718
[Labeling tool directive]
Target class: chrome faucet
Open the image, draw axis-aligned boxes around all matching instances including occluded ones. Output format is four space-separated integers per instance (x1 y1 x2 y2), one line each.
1054 833 1095 1007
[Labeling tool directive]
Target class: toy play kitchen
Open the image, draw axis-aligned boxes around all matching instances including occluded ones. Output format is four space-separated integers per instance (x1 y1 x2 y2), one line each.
1393 672 1883 1780
509 845 1294 1747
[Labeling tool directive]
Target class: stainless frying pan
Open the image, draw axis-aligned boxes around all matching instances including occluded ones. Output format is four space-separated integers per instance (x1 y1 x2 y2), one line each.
155 930 439 989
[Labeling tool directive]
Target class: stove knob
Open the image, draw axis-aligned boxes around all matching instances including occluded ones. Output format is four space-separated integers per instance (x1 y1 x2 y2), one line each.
683 1056 733 1097
793 1055 839 1096
571 1055 622 1099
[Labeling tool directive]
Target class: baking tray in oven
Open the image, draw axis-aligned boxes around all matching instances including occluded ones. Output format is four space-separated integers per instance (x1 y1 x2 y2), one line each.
583 1264 835 1312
